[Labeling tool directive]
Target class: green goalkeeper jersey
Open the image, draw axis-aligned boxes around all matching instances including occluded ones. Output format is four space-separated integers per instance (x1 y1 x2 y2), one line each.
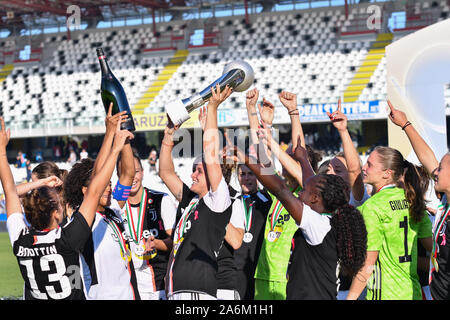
358 186 432 300
254 188 300 282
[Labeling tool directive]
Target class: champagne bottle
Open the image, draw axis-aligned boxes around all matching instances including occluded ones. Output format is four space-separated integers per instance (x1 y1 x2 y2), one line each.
96 47 135 131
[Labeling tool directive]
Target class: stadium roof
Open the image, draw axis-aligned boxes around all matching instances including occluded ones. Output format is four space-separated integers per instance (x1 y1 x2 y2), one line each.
0 0 325 32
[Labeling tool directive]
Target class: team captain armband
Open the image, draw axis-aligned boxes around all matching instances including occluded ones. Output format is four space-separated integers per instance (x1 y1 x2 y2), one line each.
113 182 132 201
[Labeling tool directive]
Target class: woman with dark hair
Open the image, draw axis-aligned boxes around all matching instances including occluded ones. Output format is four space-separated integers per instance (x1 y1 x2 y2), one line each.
159 84 233 300
113 148 177 300
234 145 368 299
64 107 140 300
1 116 133 300
346 145 433 300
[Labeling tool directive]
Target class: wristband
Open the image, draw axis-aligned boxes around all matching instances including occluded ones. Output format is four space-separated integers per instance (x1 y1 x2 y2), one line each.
112 182 132 201
288 108 299 115
401 121 411 130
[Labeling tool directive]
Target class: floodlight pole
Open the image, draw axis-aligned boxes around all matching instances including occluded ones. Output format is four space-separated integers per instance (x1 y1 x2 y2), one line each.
244 0 249 25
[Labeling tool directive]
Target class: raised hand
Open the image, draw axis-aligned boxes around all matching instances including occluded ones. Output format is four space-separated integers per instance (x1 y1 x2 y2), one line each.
208 84 232 110
327 99 348 132
292 136 308 162
257 121 271 148
105 102 128 133
0 117 11 150
198 106 207 131
258 98 275 126
387 100 408 127
41 176 63 188
246 88 259 109
279 91 297 111
164 116 179 137
112 116 135 153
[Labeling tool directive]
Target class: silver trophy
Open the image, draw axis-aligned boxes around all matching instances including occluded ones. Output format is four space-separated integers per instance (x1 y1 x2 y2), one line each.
165 60 255 126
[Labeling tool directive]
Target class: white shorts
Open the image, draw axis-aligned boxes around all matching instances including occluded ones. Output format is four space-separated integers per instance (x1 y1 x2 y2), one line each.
168 291 217 300
217 289 240 300
140 290 166 300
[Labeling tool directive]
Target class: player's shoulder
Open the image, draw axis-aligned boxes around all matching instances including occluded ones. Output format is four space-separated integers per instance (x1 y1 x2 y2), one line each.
145 187 169 197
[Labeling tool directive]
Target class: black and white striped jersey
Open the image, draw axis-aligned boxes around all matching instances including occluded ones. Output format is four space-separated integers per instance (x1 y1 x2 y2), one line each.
7 211 91 300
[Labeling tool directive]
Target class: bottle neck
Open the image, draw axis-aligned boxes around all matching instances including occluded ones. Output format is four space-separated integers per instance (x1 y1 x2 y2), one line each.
98 55 110 76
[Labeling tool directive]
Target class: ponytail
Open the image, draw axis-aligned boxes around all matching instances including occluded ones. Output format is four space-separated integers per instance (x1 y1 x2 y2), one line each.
402 160 427 223
330 204 367 277
315 174 367 277
22 187 60 230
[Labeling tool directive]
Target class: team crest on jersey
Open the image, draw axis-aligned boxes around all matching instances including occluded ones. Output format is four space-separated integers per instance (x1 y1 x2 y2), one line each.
149 208 157 221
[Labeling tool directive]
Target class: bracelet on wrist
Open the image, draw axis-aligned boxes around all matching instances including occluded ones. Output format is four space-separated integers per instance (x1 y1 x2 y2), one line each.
401 121 411 130
288 109 299 115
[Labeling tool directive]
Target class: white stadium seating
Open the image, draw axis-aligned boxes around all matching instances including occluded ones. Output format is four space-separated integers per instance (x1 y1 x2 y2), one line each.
0 1 449 132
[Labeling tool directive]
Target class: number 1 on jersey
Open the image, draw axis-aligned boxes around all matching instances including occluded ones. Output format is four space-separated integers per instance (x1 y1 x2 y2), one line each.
399 216 412 263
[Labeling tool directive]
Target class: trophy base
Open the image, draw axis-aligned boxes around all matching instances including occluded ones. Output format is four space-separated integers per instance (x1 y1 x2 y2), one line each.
165 99 190 126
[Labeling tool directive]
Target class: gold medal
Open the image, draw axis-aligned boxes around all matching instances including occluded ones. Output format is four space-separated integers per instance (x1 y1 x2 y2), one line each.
121 248 132 262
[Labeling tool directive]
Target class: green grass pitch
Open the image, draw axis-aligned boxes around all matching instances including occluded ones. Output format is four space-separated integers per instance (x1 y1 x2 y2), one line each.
0 232 23 299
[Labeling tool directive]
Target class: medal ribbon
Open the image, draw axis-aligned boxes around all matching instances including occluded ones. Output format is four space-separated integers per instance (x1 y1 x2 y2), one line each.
242 195 254 233
125 189 147 244
376 184 396 193
99 212 128 257
270 200 284 231
432 203 450 260
176 198 199 243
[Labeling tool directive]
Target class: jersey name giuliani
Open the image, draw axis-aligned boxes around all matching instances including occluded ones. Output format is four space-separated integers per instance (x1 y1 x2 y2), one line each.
17 244 58 257
389 199 409 211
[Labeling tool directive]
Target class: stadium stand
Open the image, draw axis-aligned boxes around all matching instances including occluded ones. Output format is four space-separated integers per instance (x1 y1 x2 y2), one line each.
0 0 449 138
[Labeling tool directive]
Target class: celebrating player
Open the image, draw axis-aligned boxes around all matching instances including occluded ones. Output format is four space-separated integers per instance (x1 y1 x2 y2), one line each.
160 84 233 300
346 145 433 300
2 116 133 300
387 101 449 300
113 149 177 300
233 141 368 299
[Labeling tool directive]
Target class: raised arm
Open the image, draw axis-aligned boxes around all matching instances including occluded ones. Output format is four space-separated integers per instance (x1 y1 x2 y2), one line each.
279 91 305 149
387 100 439 175
258 98 275 161
258 125 303 188
78 118 134 227
16 176 63 197
0 117 22 217
158 119 183 202
203 84 232 192
92 103 128 176
245 88 261 145
235 146 304 224
114 142 135 209
292 138 316 186
327 99 365 201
